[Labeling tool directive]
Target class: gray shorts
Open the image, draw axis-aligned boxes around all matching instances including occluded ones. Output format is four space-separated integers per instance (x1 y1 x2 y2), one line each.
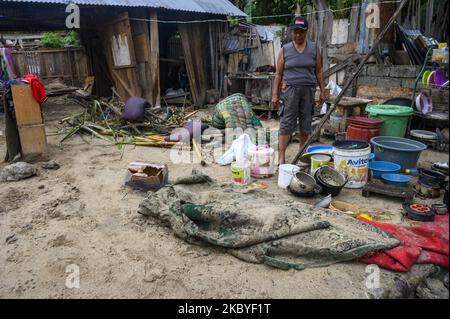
279 85 316 135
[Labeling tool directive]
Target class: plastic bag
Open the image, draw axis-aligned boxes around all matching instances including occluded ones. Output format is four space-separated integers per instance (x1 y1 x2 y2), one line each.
218 133 255 166
320 103 328 115
327 80 342 96
122 97 149 121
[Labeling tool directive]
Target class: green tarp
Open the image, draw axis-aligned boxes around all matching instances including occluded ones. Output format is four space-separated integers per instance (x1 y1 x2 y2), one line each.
138 173 399 270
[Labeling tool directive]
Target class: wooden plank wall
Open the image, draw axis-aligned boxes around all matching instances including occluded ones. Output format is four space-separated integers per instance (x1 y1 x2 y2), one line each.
179 22 208 107
131 16 153 102
103 12 142 102
11 84 48 159
12 48 89 86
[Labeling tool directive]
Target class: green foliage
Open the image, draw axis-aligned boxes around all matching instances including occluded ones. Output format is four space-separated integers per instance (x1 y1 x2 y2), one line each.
63 31 81 47
41 31 80 48
41 32 65 48
231 0 362 25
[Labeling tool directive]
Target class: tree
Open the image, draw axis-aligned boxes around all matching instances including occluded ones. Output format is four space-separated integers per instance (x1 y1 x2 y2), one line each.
230 0 361 25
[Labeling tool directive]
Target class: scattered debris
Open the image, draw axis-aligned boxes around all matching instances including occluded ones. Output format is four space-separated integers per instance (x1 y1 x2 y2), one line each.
57 93 193 149
329 200 360 217
125 162 169 192
315 194 332 208
6 234 17 245
41 160 60 170
416 278 449 299
362 210 394 222
173 169 213 185
0 162 37 182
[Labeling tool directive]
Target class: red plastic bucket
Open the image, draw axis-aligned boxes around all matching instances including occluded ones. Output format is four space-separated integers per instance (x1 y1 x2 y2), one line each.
347 123 381 143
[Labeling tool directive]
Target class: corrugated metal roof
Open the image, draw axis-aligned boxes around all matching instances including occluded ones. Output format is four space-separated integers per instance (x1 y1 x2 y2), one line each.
0 0 247 16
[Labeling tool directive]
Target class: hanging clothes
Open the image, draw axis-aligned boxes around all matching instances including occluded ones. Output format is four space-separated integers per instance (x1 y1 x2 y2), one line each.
22 74 47 105
0 48 16 82
2 86 22 162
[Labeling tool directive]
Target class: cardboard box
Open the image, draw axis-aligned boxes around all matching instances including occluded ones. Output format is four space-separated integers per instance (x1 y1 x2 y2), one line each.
125 162 168 191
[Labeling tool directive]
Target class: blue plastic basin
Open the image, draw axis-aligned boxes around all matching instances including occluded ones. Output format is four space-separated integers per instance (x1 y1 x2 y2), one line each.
369 161 401 179
371 136 427 171
381 173 411 187
307 145 333 154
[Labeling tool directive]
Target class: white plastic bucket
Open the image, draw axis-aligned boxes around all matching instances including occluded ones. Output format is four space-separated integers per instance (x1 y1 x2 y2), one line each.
310 154 331 175
333 144 371 189
278 164 300 189
231 161 251 186
248 145 276 178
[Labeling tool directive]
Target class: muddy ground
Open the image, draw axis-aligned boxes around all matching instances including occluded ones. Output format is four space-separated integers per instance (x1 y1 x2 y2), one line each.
0 99 448 299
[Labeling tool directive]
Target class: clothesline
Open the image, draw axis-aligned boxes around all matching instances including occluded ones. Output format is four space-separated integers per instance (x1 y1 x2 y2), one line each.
129 0 403 24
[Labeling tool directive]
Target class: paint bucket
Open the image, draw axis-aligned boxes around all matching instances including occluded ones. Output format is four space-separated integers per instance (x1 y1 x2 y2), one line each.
278 164 300 189
248 145 276 178
231 161 251 186
333 140 371 189
311 154 331 175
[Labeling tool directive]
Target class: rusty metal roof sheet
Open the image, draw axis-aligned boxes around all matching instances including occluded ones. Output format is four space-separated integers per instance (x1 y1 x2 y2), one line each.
1 0 246 16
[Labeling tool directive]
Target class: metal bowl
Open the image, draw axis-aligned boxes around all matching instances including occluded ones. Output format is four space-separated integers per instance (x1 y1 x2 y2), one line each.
289 171 317 194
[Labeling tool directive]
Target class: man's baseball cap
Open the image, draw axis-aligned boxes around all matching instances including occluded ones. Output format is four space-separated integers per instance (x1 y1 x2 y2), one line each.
288 16 309 31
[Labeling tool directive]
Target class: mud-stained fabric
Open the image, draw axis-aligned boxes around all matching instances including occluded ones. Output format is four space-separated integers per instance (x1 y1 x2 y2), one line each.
138 173 399 270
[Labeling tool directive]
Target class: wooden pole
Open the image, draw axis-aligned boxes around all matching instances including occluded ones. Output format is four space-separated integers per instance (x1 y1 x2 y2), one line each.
291 0 410 165
149 10 160 108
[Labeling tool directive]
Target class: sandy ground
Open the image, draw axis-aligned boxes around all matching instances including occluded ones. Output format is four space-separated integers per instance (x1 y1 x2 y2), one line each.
0 99 448 299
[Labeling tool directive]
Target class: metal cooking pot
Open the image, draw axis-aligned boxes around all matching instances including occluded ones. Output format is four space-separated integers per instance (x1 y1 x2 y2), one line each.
314 166 348 197
289 171 317 194
420 169 447 188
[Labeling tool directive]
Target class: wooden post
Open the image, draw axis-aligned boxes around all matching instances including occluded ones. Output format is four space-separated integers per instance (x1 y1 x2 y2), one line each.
348 4 360 42
67 48 75 86
314 0 333 70
11 84 48 160
149 10 160 107
209 22 216 91
424 0 434 36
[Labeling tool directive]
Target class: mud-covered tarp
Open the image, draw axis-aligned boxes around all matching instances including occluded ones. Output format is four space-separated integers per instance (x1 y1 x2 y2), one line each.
138 178 400 270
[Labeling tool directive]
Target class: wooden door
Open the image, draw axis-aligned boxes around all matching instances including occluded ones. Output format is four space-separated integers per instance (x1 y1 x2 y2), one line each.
104 12 142 102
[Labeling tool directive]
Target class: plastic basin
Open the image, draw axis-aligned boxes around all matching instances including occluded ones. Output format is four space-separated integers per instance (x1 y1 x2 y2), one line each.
381 174 411 187
366 105 413 137
306 145 333 154
371 136 427 171
369 161 401 179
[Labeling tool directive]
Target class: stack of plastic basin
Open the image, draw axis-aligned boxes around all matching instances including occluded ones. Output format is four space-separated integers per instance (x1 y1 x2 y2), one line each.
346 116 384 144
366 105 414 137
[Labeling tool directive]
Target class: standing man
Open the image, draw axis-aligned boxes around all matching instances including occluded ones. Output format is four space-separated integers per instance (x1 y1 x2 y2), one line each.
272 16 326 164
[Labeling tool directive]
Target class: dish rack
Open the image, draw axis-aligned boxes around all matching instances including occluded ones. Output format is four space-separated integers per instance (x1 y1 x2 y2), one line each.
410 47 449 133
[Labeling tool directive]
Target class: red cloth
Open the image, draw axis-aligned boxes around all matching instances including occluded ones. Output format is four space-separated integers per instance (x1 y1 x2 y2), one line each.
22 74 47 105
359 215 449 272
